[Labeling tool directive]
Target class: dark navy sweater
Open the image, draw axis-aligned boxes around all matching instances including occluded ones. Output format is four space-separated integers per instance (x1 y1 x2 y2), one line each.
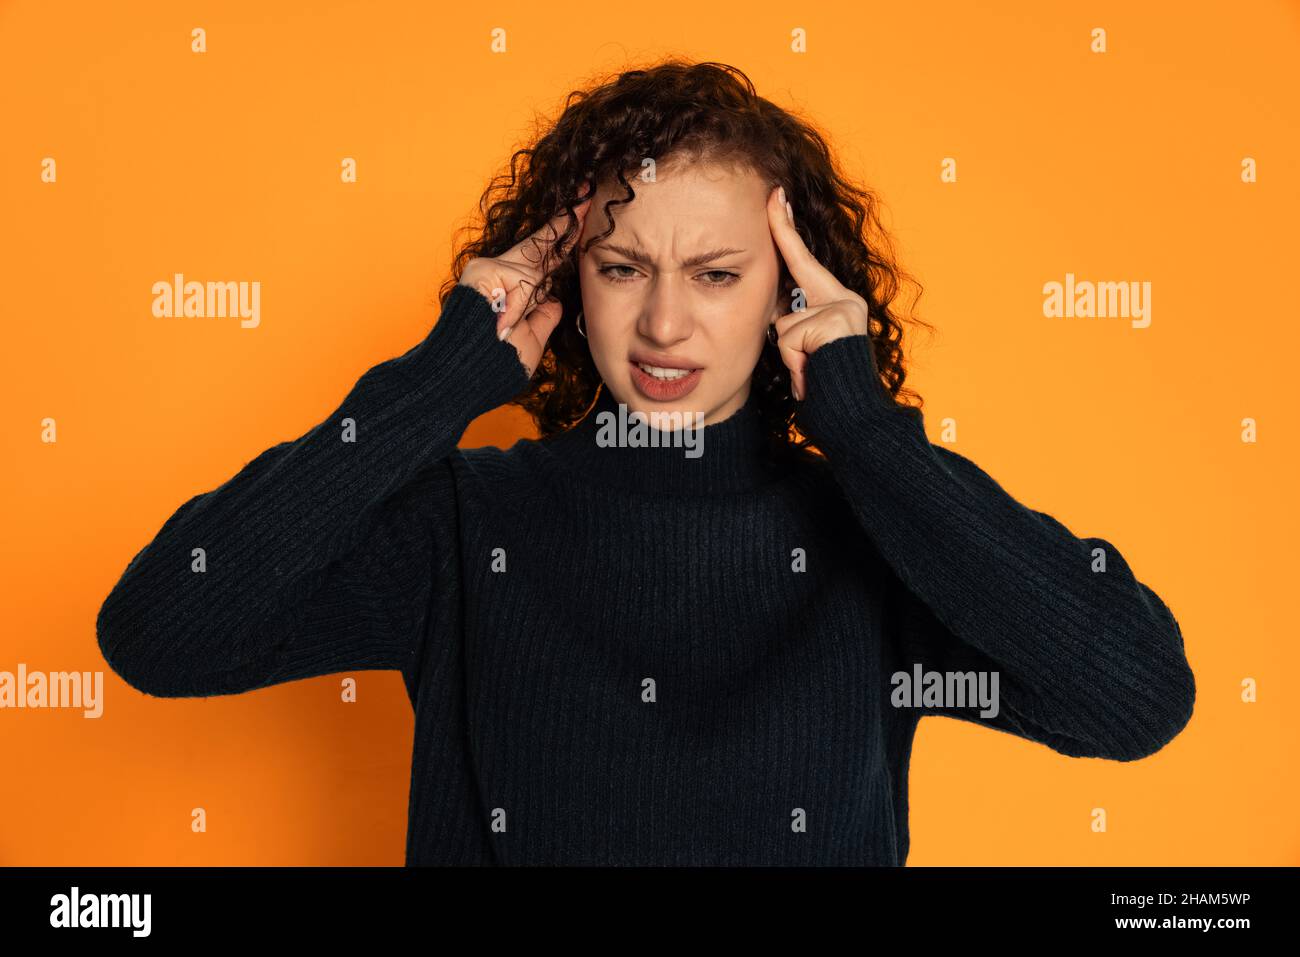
95 282 1197 865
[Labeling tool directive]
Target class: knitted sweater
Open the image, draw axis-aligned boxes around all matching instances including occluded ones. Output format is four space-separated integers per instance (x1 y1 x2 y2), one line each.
95 282 1197 866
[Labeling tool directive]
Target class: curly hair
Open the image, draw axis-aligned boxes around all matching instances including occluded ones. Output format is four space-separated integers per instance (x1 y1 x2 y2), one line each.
437 57 933 458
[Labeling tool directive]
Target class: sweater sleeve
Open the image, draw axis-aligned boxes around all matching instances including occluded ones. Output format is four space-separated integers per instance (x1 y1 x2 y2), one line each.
95 283 530 699
796 333 1196 762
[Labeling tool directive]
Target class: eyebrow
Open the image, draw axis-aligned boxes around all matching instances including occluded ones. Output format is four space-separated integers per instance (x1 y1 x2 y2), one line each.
596 242 747 268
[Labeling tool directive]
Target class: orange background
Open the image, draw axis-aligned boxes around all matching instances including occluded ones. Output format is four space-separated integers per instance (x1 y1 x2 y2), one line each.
1 0 1295 865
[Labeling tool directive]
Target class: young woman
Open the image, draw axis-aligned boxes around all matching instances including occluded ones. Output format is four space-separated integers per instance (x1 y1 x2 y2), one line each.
96 59 1195 866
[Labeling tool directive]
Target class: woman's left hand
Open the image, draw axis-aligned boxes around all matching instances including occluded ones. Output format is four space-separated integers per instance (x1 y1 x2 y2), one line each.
766 185 871 401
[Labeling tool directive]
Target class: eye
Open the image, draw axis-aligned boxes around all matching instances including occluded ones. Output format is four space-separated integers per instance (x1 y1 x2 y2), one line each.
598 264 740 287
598 264 640 283
699 270 740 287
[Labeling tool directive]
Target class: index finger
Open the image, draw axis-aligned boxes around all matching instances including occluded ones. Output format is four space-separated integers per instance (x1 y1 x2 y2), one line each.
505 183 595 278
766 185 845 309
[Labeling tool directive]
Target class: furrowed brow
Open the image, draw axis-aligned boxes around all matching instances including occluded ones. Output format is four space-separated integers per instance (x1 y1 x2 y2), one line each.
598 243 746 268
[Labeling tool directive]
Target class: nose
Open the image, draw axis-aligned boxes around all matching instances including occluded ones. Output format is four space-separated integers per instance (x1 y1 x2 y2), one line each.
635 276 694 346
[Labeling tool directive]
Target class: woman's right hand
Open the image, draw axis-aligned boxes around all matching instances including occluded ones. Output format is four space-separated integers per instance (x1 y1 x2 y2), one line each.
458 186 593 378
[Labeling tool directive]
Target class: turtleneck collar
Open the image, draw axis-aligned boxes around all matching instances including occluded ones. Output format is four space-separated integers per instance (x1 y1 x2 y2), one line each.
541 385 785 496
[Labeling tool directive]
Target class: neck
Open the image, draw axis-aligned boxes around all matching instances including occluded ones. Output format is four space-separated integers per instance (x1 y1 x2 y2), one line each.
543 386 786 496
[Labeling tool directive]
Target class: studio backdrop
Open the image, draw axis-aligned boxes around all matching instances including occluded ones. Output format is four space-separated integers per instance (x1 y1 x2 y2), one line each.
1 0 1295 865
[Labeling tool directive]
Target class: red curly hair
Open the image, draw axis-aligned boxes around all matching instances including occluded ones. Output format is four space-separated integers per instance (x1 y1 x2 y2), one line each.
438 57 933 457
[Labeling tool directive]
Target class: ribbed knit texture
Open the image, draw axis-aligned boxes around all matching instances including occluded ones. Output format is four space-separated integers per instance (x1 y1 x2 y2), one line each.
96 282 1196 866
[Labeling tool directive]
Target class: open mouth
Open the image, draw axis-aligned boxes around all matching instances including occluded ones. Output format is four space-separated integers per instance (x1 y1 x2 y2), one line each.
629 360 702 400
635 362 693 381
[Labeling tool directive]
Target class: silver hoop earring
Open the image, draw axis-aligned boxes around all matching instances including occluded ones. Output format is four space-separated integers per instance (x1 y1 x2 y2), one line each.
576 310 587 339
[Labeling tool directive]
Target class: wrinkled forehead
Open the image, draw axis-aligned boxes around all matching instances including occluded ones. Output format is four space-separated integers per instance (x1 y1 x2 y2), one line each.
585 161 772 249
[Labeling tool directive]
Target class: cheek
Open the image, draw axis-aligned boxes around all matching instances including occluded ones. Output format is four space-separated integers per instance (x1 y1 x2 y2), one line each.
699 304 769 377
581 312 633 380
722 289 776 346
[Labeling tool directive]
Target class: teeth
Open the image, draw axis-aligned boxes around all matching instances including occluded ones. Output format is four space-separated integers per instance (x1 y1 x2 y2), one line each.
636 362 693 381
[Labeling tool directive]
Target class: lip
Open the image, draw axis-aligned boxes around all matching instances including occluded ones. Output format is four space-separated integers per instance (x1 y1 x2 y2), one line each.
629 359 703 402
629 351 702 371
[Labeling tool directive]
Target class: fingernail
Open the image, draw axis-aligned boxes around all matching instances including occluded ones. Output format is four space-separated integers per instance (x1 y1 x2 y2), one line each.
777 185 786 206
497 324 511 341
785 201 794 225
